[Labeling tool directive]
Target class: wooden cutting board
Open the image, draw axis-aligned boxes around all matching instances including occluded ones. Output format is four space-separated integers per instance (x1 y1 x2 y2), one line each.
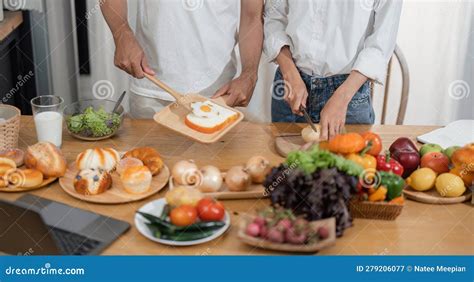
274 134 305 157
0 176 57 193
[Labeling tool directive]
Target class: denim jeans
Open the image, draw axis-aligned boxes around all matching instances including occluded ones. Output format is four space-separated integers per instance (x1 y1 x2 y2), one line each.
271 68 375 124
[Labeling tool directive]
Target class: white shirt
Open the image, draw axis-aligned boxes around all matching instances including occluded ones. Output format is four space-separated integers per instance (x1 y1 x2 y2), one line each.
264 0 402 84
131 0 239 100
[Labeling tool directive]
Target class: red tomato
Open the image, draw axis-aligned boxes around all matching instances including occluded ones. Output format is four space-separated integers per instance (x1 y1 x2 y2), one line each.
197 198 225 221
170 205 198 226
361 132 383 156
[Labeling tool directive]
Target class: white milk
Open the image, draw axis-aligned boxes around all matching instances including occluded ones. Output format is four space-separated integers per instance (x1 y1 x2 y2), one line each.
34 111 63 147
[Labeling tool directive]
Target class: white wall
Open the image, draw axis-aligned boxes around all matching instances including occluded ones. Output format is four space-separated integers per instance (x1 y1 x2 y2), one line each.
83 0 474 125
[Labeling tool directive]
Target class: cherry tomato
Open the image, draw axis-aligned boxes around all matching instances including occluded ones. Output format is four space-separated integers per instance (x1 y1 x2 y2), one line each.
361 132 383 156
197 198 225 221
170 205 198 226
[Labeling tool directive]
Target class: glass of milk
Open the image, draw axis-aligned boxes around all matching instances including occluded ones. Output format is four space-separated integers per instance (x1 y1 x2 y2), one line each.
31 96 64 147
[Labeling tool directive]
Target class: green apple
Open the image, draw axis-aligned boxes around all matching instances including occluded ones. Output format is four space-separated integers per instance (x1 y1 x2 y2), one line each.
419 144 443 157
443 146 461 160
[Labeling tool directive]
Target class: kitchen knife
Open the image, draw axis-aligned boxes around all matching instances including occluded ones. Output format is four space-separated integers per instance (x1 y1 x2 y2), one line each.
300 106 318 133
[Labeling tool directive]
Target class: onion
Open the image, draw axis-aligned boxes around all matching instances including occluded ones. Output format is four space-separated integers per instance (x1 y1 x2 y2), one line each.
197 165 223 193
245 156 271 184
172 160 202 186
301 125 321 143
225 166 251 192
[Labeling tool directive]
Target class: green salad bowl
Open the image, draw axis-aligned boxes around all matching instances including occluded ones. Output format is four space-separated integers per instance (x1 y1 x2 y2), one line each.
64 99 125 141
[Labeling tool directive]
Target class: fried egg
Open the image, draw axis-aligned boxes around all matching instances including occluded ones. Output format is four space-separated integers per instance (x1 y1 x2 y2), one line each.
191 101 220 118
185 101 239 134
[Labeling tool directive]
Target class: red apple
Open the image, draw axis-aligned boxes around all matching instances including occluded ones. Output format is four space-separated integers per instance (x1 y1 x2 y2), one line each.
420 152 450 174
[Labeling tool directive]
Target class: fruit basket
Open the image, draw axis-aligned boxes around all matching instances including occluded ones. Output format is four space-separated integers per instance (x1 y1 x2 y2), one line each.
349 200 404 221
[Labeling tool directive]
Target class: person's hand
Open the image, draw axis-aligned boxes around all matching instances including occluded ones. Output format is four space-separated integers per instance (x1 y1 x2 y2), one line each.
113 28 155 78
283 71 308 115
320 90 351 140
212 72 257 107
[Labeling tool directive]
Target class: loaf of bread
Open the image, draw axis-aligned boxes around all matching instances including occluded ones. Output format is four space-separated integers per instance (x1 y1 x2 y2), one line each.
0 157 17 176
75 148 120 172
120 165 152 194
74 169 112 195
5 168 44 188
24 142 67 178
116 157 143 176
123 147 163 176
0 149 25 167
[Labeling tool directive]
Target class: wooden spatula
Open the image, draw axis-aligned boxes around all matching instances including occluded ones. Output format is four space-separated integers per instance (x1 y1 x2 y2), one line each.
144 74 198 110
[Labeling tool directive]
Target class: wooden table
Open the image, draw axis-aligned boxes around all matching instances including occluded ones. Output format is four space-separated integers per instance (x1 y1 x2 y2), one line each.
0 11 23 42
3 117 473 255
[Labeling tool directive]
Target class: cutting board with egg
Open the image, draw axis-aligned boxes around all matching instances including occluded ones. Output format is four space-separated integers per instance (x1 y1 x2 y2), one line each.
153 94 244 144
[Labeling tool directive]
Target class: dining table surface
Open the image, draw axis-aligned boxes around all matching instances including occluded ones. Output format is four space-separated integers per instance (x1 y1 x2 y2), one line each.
3 116 472 255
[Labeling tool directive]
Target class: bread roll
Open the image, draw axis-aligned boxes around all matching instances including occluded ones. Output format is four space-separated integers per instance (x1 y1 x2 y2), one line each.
76 148 120 172
5 168 43 188
120 165 152 195
0 157 17 176
123 147 163 176
0 149 25 167
117 157 143 176
24 142 67 178
0 177 8 188
74 169 112 195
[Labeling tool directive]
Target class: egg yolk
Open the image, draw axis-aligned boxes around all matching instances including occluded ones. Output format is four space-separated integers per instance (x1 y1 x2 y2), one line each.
200 105 212 112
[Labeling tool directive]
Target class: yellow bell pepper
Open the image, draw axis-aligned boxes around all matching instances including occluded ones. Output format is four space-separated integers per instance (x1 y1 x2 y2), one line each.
346 153 377 170
368 185 387 202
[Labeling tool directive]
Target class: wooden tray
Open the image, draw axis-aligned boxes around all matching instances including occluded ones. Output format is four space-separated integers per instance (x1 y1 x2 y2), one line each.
59 163 170 204
0 176 57 193
168 174 267 200
275 134 305 157
404 186 472 204
153 94 244 144
237 215 336 253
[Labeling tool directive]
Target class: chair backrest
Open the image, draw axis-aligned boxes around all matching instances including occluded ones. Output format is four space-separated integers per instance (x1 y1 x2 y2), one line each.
371 45 410 125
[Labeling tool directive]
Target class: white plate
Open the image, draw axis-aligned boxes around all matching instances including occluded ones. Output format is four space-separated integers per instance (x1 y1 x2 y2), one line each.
134 198 230 246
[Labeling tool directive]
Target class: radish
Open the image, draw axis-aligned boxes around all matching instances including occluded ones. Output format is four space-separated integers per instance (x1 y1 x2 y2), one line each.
285 227 307 244
276 219 292 231
267 227 284 243
253 216 266 227
245 223 260 237
318 226 329 239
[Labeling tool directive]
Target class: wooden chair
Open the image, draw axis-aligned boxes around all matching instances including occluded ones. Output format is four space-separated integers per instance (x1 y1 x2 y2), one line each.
370 44 410 125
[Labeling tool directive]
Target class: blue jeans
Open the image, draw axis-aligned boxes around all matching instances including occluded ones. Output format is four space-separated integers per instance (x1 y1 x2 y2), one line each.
271 68 375 124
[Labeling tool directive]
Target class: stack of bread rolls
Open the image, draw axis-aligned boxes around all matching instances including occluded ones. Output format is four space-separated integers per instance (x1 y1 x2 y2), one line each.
72 147 164 196
0 142 67 189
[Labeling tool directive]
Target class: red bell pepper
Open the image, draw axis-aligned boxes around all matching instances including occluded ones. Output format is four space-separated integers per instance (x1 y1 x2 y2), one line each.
376 151 404 176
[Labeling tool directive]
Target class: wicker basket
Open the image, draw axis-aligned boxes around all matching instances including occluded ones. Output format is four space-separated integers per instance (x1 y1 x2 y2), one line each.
0 104 21 151
349 200 404 221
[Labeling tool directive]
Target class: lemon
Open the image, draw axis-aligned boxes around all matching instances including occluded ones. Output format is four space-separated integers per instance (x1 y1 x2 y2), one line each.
406 168 437 191
435 173 466 197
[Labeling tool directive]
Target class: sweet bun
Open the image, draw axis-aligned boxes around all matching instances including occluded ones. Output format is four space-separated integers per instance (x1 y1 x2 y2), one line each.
0 177 8 188
0 149 25 167
117 157 143 176
123 147 163 176
76 148 120 172
5 168 43 188
0 157 17 175
24 142 67 178
74 169 112 195
120 165 152 195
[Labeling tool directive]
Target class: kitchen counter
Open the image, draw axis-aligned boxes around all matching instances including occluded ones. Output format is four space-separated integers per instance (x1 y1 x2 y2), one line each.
3 116 472 255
